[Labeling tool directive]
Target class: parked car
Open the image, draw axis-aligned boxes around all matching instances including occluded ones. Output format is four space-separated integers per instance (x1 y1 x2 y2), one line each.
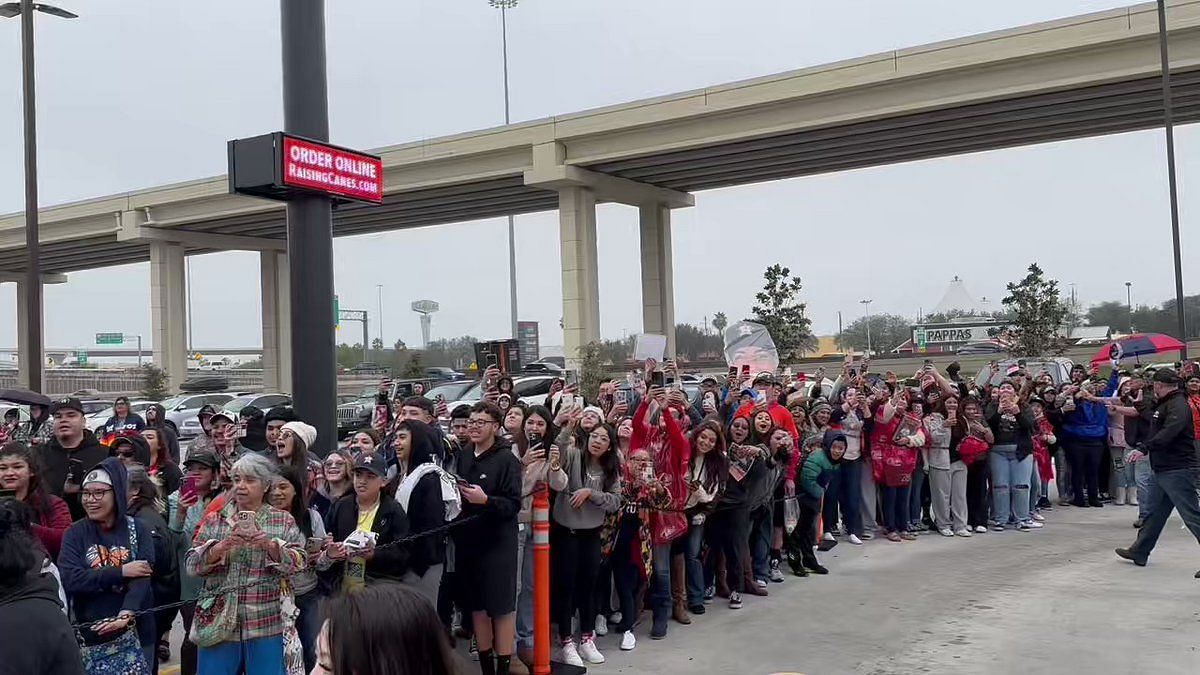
79 400 111 415
425 367 463 382
349 362 388 375
522 361 565 375
163 393 236 440
423 380 475 405
337 387 377 439
221 392 292 417
973 357 1075 388
387 379 434 400
448 375 560 414
179 375 230 393
86 400 156 434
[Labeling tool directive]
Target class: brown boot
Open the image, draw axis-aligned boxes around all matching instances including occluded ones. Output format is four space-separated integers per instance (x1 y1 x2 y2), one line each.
671 554 692 624
507 654 529 675
742 548 768 597
715 550 730 598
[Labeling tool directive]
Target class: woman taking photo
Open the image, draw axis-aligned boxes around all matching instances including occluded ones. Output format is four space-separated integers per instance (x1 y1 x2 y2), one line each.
141 427 183 507
311 583 457 675
271 465 331 672
954 397 995 534
187 453 306 675
875 389 925 542
0 441 71 559
276 421 323 493
825 389 867 545
59 457 158 673
926 396 969 537
986 381 1038 531
311 449 354 518
547 419 621 666
682 420 726 615
707 414 764 608
167 449 221 675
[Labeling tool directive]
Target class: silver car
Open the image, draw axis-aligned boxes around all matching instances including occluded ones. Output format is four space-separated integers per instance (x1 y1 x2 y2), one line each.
164 393 235 439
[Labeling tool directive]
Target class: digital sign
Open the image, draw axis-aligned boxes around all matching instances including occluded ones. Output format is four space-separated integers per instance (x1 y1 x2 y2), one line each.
228 132 384 205
280 135 383 204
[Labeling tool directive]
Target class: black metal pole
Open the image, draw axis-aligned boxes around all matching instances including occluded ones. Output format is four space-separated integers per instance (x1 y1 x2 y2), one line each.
281 0 336 450
21 0 43 392
1158 0 1188 354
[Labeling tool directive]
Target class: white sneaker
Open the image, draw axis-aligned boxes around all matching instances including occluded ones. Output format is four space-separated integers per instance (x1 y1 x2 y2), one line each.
848 534 863 545
973 525 987 534
822 531 836 542
562 641 584 667
579 637 605 664
1031 512 1046 522
1025 519 1044 529
939 528 954 537
594 615 608 636
954 528 973 537
620 630 636 651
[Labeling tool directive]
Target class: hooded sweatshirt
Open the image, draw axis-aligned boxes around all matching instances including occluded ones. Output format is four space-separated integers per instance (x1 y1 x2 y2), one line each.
39 429 110 521
799 431 844 503
0 568 83 675
145 403 181 464
58 457 157 648
395 420 449 575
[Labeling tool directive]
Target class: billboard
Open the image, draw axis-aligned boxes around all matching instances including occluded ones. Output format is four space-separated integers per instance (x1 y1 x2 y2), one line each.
912 323 996 346
517 321 540 364
228 132 383 204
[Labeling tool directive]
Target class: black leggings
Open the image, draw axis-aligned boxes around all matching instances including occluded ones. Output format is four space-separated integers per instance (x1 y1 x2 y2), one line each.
966 460 990 528
551 524 602 640
784 498 820 572
708 505 750 593
179 601 196 675
1069 438 1106 504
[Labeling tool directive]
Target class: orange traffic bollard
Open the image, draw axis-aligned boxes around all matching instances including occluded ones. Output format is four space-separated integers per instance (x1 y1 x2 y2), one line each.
532 485 551 675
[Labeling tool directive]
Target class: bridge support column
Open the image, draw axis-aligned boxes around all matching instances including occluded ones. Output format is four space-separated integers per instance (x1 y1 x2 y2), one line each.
639 203 676 359
261 251 292 393
149 241 189 392
15 279 42 391
558 186 600 372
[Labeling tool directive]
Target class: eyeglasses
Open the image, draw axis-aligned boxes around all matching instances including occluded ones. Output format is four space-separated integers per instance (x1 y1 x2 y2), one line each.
81 489 112 501
115 451 135 458
466 418 498 428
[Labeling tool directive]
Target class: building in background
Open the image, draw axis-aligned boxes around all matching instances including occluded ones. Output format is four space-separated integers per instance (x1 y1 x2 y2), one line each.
517 321 539 365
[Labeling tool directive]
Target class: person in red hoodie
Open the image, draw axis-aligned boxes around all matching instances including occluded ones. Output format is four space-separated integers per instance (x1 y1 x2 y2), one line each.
0 442 72 560
630 381 690 641
732 373 802 491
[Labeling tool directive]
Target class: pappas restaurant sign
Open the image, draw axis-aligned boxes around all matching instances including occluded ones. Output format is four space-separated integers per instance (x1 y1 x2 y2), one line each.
228 132 384 205
913 325 993 345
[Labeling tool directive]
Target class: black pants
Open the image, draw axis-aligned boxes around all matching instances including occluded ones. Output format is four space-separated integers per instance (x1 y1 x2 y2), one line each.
1068 438 1105 504
784 498 820 572
708 505 751 593
611 517 643 634
966 460 990 528
179 601 196 675
551 524 602 640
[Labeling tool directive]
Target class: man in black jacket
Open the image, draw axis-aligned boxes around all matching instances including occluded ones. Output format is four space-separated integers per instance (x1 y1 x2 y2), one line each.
324 452 410 589
37 397 110 521
1116 368 1200 573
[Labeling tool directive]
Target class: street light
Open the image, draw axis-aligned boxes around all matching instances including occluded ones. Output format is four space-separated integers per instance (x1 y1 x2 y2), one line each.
376 284 384 345
860 299 873 356
1125 281 1134 333
488 0 519 341
1 1 77 392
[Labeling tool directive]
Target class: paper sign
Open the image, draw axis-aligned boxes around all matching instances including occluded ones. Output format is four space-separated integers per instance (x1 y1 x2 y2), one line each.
634 333 667 362
722 321 780 374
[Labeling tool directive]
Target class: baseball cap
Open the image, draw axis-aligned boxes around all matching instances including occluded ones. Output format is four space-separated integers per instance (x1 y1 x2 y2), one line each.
700 376 718 386
752 372 775 386
49 397 84 415
183 449 220 470
209 409 237 425
352 453 388 478
1153 368 1181 385
197 404 219 419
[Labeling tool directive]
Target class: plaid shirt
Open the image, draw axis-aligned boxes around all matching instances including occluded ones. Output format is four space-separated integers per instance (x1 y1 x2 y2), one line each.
186 501 306 642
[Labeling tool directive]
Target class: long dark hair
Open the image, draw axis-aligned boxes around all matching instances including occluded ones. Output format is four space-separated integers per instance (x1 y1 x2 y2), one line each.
282 432 311 475
582 423 621 492
0 498 39 590
690 420 729 491
955 396 984 436
324 582 457 675
0 442 52 522
276 465 313 538
748 409 777 447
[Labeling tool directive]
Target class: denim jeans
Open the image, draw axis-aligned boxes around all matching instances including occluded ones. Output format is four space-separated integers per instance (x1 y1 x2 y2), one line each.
881 485 910 533
1029 463 1041 513
988 445 1032 525
1110 446 1134 489
683 521 706 607
198 636 285 675
750 506 772 581
1127 468 1200 561
908 453 927 526
1053 447 1072 502
516 524 534 650
1134 459 1156 523
294 589 323 672
650 543 672 621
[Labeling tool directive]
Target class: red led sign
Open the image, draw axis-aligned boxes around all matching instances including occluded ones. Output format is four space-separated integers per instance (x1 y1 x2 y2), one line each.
280 135 383 204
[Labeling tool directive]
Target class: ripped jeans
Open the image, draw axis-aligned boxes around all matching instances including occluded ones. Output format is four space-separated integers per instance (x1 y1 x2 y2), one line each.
989 444 1032 525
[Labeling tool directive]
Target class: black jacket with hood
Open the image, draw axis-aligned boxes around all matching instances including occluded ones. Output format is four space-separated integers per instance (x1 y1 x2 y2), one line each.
39 429 109 521
1142 388 1199 474
145 403 181 464
395 420 448 575
0 568 83 675
58 457 157 648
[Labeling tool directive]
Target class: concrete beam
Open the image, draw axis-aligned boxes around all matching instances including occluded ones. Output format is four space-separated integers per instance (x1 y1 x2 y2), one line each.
559 186 601 372
639 203 676 359
0 272 67 284
149 241 189 391
15 280 42 391
260 251 292 393
118 210 286 252
526 162 694 209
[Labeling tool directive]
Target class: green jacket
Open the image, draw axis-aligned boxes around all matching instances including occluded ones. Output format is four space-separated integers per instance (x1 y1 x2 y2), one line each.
800 447 840 502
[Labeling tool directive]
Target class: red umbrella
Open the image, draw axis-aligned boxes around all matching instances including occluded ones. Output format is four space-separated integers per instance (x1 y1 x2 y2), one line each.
1090 332 1186 365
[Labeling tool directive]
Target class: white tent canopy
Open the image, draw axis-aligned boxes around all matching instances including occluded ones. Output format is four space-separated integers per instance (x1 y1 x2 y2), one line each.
932 276 985 316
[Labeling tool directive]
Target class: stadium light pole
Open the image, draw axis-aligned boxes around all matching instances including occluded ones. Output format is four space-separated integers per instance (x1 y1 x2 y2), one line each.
0 1 77 392
860 299 873 356
1125 281 1134 333
490 0 520 340
1157 0 1188 351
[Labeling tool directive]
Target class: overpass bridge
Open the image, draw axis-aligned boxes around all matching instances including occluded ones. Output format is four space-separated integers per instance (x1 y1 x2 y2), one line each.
3 0 1197 389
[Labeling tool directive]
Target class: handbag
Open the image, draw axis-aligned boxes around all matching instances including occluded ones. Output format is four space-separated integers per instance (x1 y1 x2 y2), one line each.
78 517 151 675
958 435 990 466
188 539 241 648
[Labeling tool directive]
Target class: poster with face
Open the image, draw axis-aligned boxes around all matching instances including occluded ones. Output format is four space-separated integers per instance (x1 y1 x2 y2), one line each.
722 321 779 375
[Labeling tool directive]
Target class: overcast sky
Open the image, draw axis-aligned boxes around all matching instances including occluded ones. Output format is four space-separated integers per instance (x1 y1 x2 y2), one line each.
0 0 1194 355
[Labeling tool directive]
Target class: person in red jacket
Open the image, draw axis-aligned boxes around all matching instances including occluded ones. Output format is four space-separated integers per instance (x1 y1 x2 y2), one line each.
0 441 72 559
732 373 802 493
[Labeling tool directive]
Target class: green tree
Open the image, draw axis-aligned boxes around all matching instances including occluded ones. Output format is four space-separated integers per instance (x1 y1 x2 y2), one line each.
403 351 424 378
139 363 171 400
675 323 724 361
371 337 384 350
578 341 606 401
749 264 815 359
836 313 913 353
712 312 728 334
991 263 1071 357
595 338 633 366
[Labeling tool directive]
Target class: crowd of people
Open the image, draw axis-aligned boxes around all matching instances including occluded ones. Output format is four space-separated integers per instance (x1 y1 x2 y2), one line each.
0 353 1198 675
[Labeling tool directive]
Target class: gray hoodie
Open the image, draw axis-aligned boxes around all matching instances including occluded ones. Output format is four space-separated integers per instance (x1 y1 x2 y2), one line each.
547 431 622 530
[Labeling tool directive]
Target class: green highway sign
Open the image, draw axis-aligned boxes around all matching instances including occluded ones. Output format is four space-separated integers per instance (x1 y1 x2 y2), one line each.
75 351 88 366
95 332 124 345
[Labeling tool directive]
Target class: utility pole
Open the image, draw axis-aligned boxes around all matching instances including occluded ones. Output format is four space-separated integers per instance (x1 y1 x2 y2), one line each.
281 0 336 446
860 299 873 355
1126 281 1134 333
1157 0 1188 351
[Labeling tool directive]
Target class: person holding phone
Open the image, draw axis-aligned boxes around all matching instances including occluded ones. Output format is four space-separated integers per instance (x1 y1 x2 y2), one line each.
510 405 557 670
270 465 331 671
166 449 220 675
452 401 522 675
323 453 411 591
187 452 306 675
59 457 158 671
985 381 1038 531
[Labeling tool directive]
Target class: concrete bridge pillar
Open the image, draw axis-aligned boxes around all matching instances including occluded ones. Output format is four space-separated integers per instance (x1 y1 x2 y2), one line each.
260 251 292 393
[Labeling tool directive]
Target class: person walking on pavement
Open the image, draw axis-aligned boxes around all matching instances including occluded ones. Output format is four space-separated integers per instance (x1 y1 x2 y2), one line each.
1115 368 1200 575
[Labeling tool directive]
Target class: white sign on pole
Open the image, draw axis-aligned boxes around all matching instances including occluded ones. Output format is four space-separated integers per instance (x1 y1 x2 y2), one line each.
633 333 667 362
